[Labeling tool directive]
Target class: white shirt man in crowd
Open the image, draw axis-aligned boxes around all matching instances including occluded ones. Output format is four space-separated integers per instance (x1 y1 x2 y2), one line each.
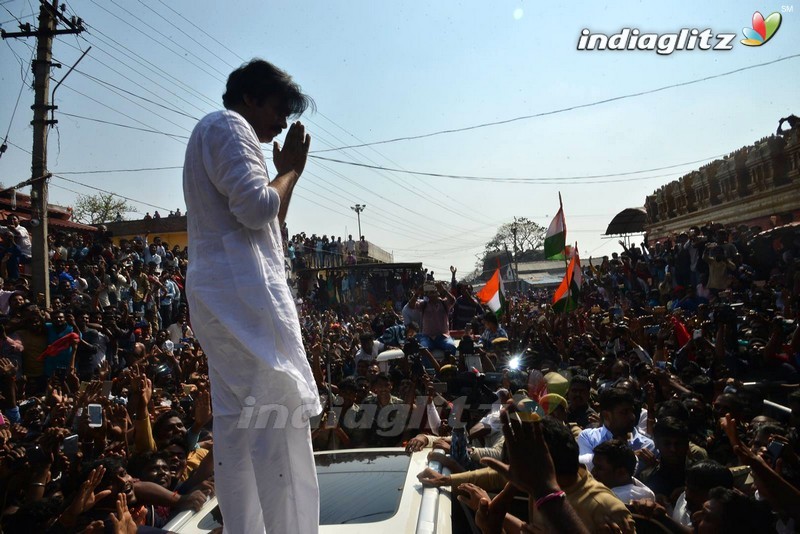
577 388 655 472
7 215 31 263
590 439 656 502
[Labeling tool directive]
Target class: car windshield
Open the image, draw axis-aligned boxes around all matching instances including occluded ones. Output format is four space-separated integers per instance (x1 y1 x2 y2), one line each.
317 451 411 525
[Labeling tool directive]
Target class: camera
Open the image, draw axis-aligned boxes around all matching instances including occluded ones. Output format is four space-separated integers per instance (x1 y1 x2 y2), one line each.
711 303 736 325
402 337 421 357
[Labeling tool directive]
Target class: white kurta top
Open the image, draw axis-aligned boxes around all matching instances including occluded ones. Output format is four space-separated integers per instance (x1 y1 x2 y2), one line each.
183 110 321 418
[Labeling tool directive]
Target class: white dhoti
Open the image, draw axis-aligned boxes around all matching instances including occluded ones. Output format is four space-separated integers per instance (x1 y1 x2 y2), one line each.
194 297 319 534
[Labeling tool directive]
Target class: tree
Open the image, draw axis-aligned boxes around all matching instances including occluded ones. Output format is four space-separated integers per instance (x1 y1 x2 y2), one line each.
72 193 133 224
473 217 547 280
484 217 546 256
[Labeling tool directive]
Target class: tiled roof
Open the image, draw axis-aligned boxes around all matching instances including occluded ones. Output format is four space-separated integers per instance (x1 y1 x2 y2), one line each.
101 216 187 236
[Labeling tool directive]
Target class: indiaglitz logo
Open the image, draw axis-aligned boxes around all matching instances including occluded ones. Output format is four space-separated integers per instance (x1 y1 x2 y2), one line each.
577 27 736 55
577 10 784 54
741 11 782 46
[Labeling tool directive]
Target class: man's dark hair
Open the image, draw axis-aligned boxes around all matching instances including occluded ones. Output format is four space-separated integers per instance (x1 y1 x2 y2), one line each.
569 374 591 390
153 410 184 439
370 372 391 386
483 311 499 327
165 436 188 451
81 456 127 490
656 400 689 422
338 377 358 393
708 487 775 533
222 59 314 116
127 451 170 479
359 333 374 345
407 321 420 333
599 388 634 412
687 375 714 400
653 416 689 440
592 439 636 476
540 416 579 475
686 460 733 491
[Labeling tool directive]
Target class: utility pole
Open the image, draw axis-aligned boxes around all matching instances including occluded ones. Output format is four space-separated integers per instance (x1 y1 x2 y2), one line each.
2 1 84 306
350 203 366 238
511 217 520 290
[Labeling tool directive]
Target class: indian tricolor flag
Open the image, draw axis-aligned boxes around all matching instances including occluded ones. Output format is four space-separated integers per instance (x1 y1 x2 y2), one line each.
477 268 506 317
552 247 582 313
544 194 567 259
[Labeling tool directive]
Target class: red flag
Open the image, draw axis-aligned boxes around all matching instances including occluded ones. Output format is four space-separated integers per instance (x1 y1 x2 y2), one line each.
38 332 80 361
671 316 690 348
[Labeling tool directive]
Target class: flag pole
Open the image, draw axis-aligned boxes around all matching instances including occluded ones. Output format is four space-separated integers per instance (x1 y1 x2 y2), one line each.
495 256 504 322
560 192 571 312
573 241 579 311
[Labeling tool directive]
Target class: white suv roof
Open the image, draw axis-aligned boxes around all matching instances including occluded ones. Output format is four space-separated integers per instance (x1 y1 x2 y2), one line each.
165 448 453 534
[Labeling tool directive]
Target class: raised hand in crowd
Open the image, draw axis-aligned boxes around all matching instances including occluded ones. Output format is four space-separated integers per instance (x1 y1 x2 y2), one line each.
481 403 591 534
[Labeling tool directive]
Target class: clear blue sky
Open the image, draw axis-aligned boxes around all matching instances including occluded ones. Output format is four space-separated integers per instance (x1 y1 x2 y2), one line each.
1 0 798 277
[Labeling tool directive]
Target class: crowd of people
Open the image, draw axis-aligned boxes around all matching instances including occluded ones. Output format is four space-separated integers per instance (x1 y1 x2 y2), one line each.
0 214 799 533
286 230 371 270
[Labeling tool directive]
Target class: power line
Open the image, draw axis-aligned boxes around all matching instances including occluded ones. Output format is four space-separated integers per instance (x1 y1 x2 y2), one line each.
80 24 218 111
308 153 724 183
52 174 172 211
89 0 227 80
49 181 146 216
71 67 200 120
315 110 464 208
56 165 182 175
53 72 195 136
0 10 34 26
135 0 235 71
297 169 449 242
65 3 496 232
105 1 495 230
305 154 470 233
107 0 229 78
313 53 800 153
58 112 189 140
153 0 242 64
3 36 27 77
68 31 212 116
300 113 496 226
4 139 30 154
48 146 718 185
2 32 33 150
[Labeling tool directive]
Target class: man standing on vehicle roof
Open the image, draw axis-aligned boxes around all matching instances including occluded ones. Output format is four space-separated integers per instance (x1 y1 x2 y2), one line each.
183 59 322 534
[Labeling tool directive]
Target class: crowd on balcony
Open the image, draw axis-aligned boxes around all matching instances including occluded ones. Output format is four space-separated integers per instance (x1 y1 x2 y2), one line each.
284 230 371 270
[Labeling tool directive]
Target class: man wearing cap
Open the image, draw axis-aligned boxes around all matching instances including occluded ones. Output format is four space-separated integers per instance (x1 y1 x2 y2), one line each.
183 59 321 534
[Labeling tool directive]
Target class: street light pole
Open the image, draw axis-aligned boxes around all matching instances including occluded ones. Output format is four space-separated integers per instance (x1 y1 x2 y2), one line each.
350 203 366 237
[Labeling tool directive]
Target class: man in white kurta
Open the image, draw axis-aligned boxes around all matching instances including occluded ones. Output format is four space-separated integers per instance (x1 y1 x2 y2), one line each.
183 59 322 534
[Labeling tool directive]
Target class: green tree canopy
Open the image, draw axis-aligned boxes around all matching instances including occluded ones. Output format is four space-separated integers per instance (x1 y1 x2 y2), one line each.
466 217 547 281
72 193 133 224
484 217 546 256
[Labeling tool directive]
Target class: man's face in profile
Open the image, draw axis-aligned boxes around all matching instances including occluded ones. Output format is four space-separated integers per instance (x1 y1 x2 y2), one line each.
245 94 289 143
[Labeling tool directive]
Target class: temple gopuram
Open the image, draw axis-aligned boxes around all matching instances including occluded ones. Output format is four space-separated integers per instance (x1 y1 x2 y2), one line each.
645 117 800 239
